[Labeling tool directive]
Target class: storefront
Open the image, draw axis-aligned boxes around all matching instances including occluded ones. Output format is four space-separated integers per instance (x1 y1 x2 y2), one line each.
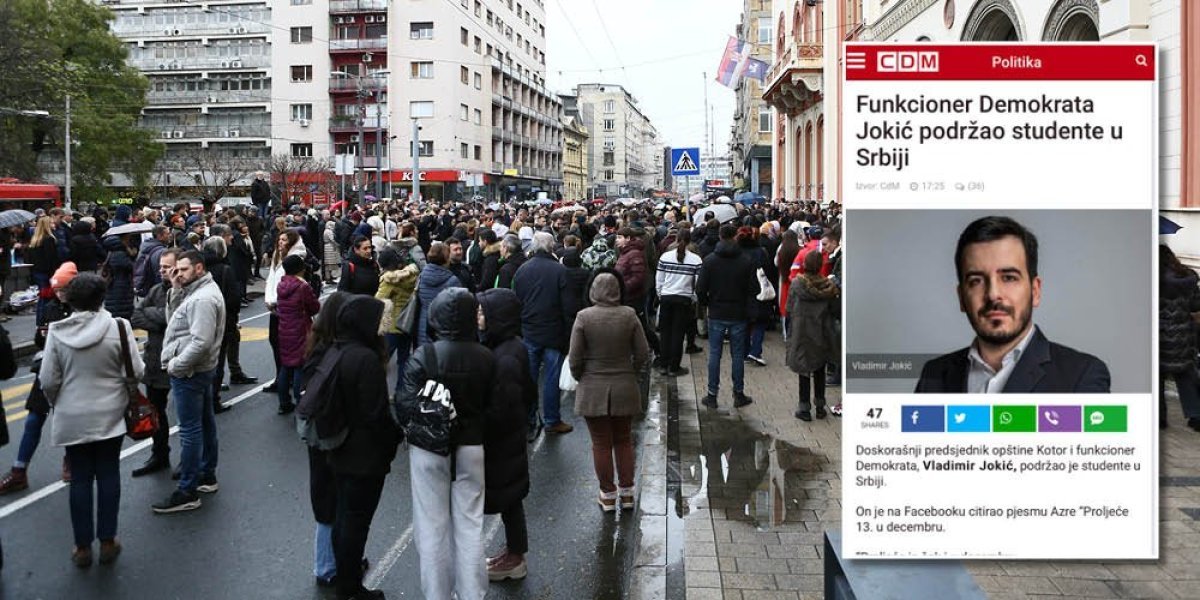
384 169 473 203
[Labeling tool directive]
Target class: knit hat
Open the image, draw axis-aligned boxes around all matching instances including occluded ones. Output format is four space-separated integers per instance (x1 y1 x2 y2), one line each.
51 261 78 290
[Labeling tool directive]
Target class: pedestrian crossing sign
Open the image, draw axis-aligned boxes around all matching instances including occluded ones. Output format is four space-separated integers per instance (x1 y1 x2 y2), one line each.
671 148 701 176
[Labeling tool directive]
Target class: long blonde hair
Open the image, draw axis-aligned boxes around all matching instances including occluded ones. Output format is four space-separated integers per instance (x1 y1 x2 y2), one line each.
29 216 54 248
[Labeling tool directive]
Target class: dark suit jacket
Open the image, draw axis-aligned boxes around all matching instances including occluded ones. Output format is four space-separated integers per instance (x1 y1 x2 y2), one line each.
914 327 1110 393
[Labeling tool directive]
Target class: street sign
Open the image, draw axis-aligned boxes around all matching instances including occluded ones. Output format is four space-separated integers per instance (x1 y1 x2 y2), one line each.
670 148 701 176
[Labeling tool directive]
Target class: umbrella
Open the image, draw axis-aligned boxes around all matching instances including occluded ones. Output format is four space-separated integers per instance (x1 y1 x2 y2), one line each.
688 193 705 203
104 221 155 237
735 192 767 205
0 209 35 229
552 204 583 216
1161 215 1183 235
692 203 738 226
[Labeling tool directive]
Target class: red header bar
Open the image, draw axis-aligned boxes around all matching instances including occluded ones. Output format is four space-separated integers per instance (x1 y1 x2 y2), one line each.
844 44 1156 81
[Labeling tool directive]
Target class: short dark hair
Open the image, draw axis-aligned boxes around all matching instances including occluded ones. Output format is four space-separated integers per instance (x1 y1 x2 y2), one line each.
351 235 370 249
62 272 107 312
282 254 306 276
177 250 206 269
718 224 737 241
954 216 1038 282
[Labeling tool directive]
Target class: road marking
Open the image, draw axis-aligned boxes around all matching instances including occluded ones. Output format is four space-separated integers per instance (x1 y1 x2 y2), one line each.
364 430 548 588
0 380 271 520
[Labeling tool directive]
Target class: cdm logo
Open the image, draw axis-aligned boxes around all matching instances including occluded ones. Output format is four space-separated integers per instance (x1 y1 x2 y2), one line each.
877 51 939 72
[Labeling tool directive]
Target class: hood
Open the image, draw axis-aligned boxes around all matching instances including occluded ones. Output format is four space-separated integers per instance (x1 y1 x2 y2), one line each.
619 236 645 254
1162 268 1199 299
325 221 335 231
202 249 227 268
336 295 384 346
71 221 92 236
420 263 457 288
714 240 742 258
477 288 522 346
589 271 622 307
50 310 116 350
429 287 479 342
288 239 309 257
794 273 837 300
395 237 418 248
277 275 307 301
482 243 500 256
114 205 132 224
380 264 419 285
139 237 165 252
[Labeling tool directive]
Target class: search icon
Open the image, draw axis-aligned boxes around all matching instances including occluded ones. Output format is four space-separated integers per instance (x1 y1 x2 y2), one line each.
1136 54 1148 67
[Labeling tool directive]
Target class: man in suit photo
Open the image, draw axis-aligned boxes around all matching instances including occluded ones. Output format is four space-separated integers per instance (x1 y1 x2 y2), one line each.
915 215 1111 394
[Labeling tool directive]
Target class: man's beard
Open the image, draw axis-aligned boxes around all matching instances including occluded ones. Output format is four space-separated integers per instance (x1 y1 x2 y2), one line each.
969 298 1033 347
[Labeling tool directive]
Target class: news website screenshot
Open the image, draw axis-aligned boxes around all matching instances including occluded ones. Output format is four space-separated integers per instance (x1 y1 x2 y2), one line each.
842 44 1158 559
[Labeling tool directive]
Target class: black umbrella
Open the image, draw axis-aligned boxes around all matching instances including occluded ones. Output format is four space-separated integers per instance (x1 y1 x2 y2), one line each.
1161 215 1183 235
0 209 36 229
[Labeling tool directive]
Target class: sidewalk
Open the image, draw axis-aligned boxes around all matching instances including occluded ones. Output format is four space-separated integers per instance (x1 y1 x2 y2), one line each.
671 328 1200 600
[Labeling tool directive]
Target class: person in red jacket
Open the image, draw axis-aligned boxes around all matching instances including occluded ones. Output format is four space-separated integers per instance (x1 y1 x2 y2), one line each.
275 255 320 415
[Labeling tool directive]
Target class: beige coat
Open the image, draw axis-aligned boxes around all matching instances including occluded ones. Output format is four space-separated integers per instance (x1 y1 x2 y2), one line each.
568 273 650 417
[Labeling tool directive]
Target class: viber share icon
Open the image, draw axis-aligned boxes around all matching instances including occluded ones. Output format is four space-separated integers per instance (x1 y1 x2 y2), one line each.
877 51 939 73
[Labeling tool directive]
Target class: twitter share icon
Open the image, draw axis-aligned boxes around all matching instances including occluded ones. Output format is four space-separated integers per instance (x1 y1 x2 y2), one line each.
945 405 991 433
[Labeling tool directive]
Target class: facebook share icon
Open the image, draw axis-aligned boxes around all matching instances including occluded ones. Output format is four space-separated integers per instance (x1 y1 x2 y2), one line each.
901 405 945 432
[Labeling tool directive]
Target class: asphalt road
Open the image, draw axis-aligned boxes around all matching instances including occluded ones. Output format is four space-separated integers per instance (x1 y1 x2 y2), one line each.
0 288 644 599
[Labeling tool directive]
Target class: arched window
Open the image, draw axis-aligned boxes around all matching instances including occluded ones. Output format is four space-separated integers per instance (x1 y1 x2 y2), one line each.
1041 0 1099 41
793 4 803 44
794 124 804 199
816 117 824 200
961 0 1023 41
778 12 786 55
803 121 813 200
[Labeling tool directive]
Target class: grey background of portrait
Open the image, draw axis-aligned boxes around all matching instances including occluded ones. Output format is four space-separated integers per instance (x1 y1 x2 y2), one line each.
845 209 1152 393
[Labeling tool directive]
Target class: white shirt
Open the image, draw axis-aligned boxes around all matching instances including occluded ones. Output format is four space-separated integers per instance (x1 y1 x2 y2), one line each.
966 326 1037 393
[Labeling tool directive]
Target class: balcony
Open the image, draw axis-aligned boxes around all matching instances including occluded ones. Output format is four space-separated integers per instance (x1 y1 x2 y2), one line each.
329 0 388 13
149 124 270 141
129 54 269 72
145 89 270 106
328 77 388 93
329 38 388 52
111 20 270 39
762 43 823 115
329 117 390 133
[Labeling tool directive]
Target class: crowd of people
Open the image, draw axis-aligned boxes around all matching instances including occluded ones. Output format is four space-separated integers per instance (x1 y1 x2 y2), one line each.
0 192 843 599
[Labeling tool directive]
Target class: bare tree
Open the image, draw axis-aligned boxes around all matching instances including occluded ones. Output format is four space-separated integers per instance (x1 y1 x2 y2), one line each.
182 149 259 205
268 153 334 207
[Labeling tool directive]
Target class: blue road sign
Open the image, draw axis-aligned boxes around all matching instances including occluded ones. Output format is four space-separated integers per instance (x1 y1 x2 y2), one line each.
670 147 701 176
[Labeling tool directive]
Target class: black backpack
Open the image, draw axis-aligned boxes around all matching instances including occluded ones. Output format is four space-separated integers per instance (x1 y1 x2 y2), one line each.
295 346 348 450
403 344 456 456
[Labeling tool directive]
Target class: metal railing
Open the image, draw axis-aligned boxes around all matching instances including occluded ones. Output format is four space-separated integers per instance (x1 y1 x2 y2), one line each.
145 89 270 106
129 54 269 72
328 77 387 92
329 38 388 51
329 0 388 13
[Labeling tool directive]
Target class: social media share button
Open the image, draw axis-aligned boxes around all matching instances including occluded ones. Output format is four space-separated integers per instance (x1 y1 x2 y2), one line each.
1037 405 1082 432
991 405 1037 433
1083 405 1127 433
945 405 990 432
900 405 945 432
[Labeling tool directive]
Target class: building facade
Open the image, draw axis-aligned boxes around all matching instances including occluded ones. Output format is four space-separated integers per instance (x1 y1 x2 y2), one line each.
730 0 775 196
862 0 1199 262
561 114 589 200
573 83 660 198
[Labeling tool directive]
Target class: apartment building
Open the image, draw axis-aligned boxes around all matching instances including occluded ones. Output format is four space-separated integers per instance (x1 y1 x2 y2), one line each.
561 114 589 201
573 83 661 198
730 0 774 196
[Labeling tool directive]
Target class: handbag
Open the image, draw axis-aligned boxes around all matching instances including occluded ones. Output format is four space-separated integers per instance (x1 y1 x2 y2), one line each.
395 287 419 336
117 318 158 441
559 356 577 392
755 268 777 302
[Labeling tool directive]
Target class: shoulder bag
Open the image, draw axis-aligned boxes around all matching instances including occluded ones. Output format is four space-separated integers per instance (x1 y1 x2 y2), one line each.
117 319 158 440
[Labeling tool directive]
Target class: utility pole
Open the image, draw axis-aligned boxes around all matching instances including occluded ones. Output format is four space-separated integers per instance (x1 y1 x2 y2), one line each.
355 83 366 205
411 118 421 203
64 95 72 212
375 91 383 200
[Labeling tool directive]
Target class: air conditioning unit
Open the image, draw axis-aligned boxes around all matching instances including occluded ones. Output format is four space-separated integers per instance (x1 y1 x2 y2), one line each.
172 29 182 36
160 130 173 138
163 29 172 36
299 119 311 127
334 17 345 24
377 15 386 23
170 62 180 69
207 95 219 103
229 27 238 33
230 60 242 68
159 63 169 70
172 131 184 138
220 61 230 68
365 15 375 23
362 53 372 63
237 26 246 34
350 135 359 143
228 129 240 138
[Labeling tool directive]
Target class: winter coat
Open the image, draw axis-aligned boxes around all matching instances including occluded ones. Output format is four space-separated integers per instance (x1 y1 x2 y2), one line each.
477 289 534 515
162 272 226 378
67 224 100 272
478 244 501 291
448 262 476 293
229 231 254 285
251 178 271 207
615 237 648 304
785 274 839 375
28 236 61 279
561 249 591 326
580 237 616 270
101 236 138 319
697 227 720 258
131 282 170 390
398 287 493 448
696 241 759 322
740 242 773 323
375 265 419 335
333 218 357 256
134 237 168 296
1160 268 1200 374
416 263 463 345
42 310 144 447
512 252 571 351
322 223 341 269
203 251 241 326
388 237 427 271
569 273 649 418
495 251 526 289
265 240 309 307
338 252 381 296
277 276 320 367
326 296 401 477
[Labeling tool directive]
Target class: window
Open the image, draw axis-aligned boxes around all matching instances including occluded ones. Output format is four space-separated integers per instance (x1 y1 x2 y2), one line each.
474 36 482 54
410 101 434 118
474 145 482 160
461 27 469 45
602 151 614 166
475 0 482 17
290 65 312 82
603 169 614 181
603 99 615 112
411 61 434 78
473 108 482 125
460 103 469 120
290 0 311 5
291 143 313 157
410 22 434 39
290 27 312 43
418 141 434 157
757 17 772 44
474 72 482 89
461 143 469 158
290 103 312 121
602 119 615 131
758 106 772 133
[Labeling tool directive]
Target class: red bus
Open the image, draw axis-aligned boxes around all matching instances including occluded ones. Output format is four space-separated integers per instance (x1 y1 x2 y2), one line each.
0 179 62 212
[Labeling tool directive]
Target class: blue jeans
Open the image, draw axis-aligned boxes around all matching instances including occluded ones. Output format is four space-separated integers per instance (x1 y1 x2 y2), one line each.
15 410 47 468
315 522 336 580
172 369 218 494
257 202 271 221
277 365 303 409
747 322 765 359
707 320 747 396
65 436 122 547
524 341 563 426
385 333 411 398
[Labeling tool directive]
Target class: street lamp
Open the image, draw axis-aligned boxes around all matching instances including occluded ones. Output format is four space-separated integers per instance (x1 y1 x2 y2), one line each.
331 69 389 205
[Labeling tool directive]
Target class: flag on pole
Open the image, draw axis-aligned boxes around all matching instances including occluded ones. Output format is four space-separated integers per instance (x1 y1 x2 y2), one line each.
715 36 770 89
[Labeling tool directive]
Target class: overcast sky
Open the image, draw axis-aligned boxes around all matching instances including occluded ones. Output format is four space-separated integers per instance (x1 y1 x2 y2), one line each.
544 0 742 155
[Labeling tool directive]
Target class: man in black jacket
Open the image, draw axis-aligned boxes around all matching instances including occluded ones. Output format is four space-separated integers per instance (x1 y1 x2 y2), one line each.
445 238 477 292
202 236 256 413
512 232 573 435
131 249 178 476
338 235 381 296
695 224 760 409
251 172 271 221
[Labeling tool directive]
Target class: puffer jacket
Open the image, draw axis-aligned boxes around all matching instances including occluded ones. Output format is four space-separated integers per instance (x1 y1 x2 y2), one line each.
615 236 648 303
1160 268 1200 374
388 237 427 271
102 236 138 319
68 223 100 272
785 274 839 375
495 251 526 290
477 288 533 514
416 264 463 345
131 281 170 390
277 275 320 367
398 288 494 448
338 251 381 296
162 272 226 378
478 244 501 291
376 265 419 335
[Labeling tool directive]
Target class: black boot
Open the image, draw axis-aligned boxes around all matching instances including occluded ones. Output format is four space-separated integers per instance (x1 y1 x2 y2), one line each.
132 454 170 478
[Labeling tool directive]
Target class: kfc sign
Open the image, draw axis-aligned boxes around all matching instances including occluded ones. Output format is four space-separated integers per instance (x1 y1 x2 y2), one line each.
877 51 939 72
